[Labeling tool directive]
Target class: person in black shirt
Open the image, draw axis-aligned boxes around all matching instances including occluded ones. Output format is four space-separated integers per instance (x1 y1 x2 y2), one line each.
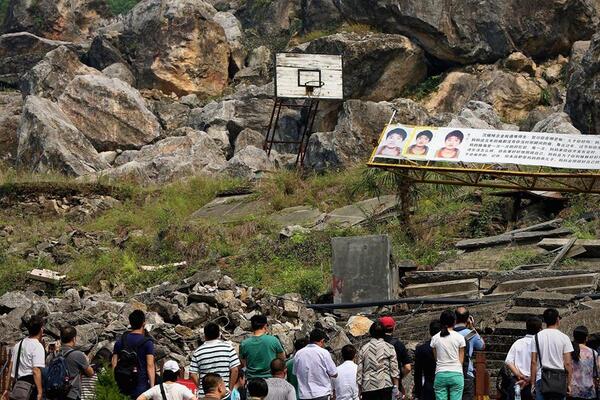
379 316 412 397
414 320 442 400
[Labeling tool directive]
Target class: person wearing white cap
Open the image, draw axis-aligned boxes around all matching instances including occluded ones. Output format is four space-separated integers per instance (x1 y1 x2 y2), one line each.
137 360 197 400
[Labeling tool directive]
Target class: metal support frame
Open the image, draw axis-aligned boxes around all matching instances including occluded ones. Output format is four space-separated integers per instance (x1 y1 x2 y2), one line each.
367 160 600 194
263 97 320 167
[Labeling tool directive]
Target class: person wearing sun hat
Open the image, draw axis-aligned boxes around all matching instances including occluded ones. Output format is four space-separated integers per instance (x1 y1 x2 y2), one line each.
137 360 197 400
379 316 412 398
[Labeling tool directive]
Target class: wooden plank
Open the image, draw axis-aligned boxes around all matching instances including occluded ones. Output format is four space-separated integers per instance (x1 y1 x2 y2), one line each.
276 53 343 70
276 67 343 99
505 218 563 234
538 238 600 257
511 227 572 241
566 245 587 258
548 237 577 270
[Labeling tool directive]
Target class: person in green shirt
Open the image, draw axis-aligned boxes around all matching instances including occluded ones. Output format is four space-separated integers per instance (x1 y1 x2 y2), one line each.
286 338 308 400
240 315 285 379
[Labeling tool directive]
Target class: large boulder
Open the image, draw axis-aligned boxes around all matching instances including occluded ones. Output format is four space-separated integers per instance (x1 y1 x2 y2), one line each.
16 96 109 176
58 74 162 151
566 34 600 134
425 68 542 122
300 32 427 101
333 0 600 64
22 46 101 101
116 0 230 96
0 92 23 164
222 146 275 179
99 129 227 183
213 11 245 72
102 63 136 87
0 32 80 87
532 112 581 134
3 0 112 41
305 99 394 170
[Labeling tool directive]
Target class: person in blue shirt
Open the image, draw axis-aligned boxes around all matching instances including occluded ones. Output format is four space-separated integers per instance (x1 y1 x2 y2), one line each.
454 307 485 400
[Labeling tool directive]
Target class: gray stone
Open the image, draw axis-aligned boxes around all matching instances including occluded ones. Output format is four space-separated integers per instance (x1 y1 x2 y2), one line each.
190 194 268 223
0 91 23 164
234 128 264 154
22 46 101 101
98 130 227 183
331 235 398 307
148 299 179 322
16 96 109 176
390 98 430 126
217 276 236 291
213 11 245 71
271 206 322 228
317 195 398 228
178 303 211 327
179 94 201 108
301 32 427 101
504 52 537 75
222 146 275 179
281 293 303 317
58 289 82 312
279 225 311 239
102 63 136 87
58 74 162 151
149 99 190 133
532 112 581 134
206 125 231 156
0 291 35 313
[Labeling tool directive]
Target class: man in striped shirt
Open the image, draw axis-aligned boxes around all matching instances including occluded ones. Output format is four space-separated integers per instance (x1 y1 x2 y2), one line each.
190 323 240 398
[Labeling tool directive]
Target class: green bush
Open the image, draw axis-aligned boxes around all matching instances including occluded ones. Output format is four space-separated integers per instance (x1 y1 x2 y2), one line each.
106 0 139 15
96 368 130 400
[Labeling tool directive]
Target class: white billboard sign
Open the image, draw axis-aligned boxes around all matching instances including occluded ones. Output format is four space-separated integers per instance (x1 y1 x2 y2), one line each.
371 125 600 170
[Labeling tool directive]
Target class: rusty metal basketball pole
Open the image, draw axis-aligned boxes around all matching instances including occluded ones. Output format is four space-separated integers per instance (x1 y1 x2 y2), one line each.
263 53 344 167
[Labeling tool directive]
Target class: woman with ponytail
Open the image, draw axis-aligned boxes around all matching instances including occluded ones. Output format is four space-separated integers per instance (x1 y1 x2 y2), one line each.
430 310 466 400
570 326 599 400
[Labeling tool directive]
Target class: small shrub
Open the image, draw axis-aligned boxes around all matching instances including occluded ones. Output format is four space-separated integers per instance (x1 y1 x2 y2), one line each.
498 249 546 271
540 88 552 106
95 367 129 400
404 75 444 101
0 0 9 25
106 0 139 15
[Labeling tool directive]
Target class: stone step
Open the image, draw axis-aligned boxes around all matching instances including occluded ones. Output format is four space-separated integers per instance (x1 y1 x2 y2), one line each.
493 321 527 336
404 278 479 298
506 306 567 321
493 273 598 295
555 284 596 295
514 291 573 307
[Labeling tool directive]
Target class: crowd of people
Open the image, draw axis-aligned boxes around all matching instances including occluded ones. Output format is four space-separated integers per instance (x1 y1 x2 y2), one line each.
3 306 598 400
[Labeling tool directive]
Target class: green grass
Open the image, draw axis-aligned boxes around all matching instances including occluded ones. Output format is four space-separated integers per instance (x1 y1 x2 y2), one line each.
498 249 546 271
106 0 139 15
0 0 8 26
404 74 444 101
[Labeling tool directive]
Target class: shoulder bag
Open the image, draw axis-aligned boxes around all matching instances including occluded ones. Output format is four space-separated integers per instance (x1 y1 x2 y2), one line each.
535 333 567 397
9 340 34 400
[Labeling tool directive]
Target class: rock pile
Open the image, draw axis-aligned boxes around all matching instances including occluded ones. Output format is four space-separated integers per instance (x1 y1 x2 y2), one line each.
0 271 352 364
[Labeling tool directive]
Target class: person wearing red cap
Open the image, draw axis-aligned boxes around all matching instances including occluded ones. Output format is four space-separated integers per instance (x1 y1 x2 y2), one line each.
379 316 412 399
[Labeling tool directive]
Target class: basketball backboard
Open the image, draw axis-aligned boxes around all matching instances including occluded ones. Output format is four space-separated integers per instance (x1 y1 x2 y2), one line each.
275 53 343 100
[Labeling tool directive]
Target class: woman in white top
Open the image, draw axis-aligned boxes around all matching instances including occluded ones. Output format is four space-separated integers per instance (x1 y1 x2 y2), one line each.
137 360 197 400
430 310 466 400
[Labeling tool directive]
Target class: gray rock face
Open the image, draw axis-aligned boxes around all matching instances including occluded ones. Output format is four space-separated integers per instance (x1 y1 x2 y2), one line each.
566 34 600 134
16 96 109 176
234 128 264 154
0 92 23 164
449 101 518 130
3 0 112 42
0 32 80 87
301 33 427 101
102 63 136 87
58 74 161 151
223 146 275 179
333 0 600 64
532 112 581 134
305 100 394 171
213 11 245 72
115 0 230 96
22 46 101 101
99 129 227 183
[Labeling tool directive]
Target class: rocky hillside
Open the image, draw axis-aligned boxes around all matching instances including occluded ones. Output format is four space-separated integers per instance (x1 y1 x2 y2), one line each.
0 0 599 183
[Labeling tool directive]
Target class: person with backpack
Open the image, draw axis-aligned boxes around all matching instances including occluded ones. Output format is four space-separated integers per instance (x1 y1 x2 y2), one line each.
112 310 156 399
530 308 574 400
569 326 599 400
136 360 196 400
45 325 94 400
504 317 543 400
431 310 466 400
4 315 45 400
454 307 485 400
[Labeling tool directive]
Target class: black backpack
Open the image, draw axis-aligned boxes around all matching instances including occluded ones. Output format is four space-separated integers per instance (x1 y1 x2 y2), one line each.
44 349 76 400
114 332 152 394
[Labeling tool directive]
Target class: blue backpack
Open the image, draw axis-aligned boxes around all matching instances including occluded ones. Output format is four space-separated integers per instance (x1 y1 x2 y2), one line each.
44 349 75 400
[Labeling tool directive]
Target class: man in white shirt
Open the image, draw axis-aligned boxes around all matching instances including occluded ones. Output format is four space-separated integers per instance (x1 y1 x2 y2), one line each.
505 317 542 400
332 345 359 400
137 360 196 400
530 309 574 400
5 315 45 400
293 329 337 400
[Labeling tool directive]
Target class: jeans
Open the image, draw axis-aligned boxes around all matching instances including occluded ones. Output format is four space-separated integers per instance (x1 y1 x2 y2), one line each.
434 372 464 400
462 376 474 400
535 380 567 400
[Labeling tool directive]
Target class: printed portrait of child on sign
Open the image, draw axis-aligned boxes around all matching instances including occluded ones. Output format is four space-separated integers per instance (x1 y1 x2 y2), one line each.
435 130 464 159
406 130 433 157
376 127 407 158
